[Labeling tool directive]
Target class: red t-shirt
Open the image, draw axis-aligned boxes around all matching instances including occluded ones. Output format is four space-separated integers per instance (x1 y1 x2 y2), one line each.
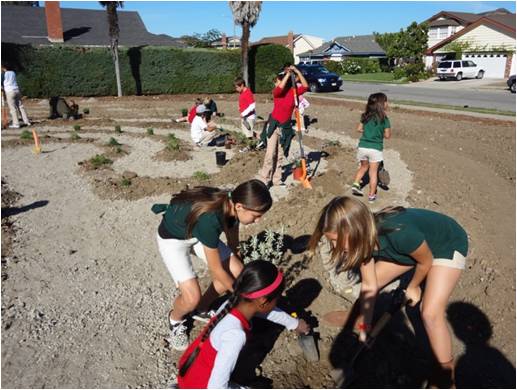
187 105 197 124
239 88 255 116
271 85 308 124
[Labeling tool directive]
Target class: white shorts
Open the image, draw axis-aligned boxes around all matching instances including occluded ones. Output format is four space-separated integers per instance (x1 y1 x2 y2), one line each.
357 147 383 163
432 250 466 270
156 233 233 286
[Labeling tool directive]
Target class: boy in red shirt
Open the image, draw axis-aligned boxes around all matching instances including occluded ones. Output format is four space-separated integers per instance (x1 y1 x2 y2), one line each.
258 66 308 187
175 98 202 123
234 77 256 139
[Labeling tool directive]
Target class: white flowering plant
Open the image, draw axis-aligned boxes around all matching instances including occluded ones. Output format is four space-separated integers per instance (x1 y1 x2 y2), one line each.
239 227 285 265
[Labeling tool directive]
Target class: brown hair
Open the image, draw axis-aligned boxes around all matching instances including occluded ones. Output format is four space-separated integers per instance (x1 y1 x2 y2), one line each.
234 77 246 87
308 196 378 273
360 92 388 124
170 179 272 238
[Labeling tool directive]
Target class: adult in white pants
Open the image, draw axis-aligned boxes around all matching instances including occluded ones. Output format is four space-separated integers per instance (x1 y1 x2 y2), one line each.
2 65 30 128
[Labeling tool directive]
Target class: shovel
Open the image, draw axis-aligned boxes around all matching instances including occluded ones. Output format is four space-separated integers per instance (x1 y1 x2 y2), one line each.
332 288 410 388
290 72 312 189
291 312 319 362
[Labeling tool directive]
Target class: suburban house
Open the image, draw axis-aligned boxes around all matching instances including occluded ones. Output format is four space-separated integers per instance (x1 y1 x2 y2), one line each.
298 35 386 64
425 8 516 78
210 34 241 49
1 2 187 47
252 32 324 64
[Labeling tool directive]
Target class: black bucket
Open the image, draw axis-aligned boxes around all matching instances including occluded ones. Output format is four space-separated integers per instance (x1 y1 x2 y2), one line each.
215 151 226 166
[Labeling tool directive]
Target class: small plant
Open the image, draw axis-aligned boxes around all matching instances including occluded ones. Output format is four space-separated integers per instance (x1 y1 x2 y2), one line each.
146 128 154 135
114 125 122 133
83 108 90 114
239 227 285 265
121 178 131 187
73 124 81 131
192 171 210 181
166 133 180 151
70 131 81 140
181 108 188 117
115 146 123 154
20 130 32 140
107 137 121 146
89 154 113 168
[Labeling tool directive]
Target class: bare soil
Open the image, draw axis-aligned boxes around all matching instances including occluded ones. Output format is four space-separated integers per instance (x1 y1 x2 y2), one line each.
1 94 515 388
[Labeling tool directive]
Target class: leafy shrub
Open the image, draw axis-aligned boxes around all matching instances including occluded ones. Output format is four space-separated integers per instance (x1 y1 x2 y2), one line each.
181 108 188 117
20 130 32 140
192 171 210 181
341 58 381 74
248 44 294 93
342 61 362 74
166 134 180 151
89 154 113 168
73 124 81 131
239 228 285 265
403 62 426 82
392 67 406 80
121 178 131 187
83 108 90 114
115 146 123 154
323 61 343 74
114 125 122 133
107 137 121 146
146 128 154 135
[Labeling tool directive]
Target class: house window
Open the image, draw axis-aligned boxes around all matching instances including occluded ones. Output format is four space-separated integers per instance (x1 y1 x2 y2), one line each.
429 28 438 39
438 27 449 39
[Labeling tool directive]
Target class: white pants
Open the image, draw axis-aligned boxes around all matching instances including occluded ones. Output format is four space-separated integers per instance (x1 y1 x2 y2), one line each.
241 115 256 138
5 90 30 127
156 234 232 286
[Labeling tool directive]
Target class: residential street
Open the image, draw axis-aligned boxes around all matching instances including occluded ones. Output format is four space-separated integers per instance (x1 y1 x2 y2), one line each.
327 79 516 112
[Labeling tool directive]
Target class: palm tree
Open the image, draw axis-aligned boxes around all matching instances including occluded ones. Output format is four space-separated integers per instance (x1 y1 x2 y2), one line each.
100 1 123 97
229 1 262 86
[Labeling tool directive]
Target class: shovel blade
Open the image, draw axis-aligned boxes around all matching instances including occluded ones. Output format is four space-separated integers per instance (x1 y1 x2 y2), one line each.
298 334 319 362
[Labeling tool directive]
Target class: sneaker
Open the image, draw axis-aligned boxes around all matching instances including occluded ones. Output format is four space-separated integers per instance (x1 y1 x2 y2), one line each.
169 319 189 351
351 182 363 196
368 194 377 203
191 309 216 323
8 125 20 129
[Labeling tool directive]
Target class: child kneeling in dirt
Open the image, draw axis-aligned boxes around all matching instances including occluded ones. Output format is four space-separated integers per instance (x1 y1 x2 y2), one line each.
177 260 309 388
309 196 468 388
190 105 219 147
176 98 203 123
152 180 274 351
351 92 391 202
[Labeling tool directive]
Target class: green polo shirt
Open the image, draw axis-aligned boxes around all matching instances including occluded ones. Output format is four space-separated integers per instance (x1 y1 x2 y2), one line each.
358 117 391 151
159 202 225 248
373 208 468 266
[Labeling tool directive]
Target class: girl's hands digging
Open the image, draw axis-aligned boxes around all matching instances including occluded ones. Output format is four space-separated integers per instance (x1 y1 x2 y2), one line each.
296 318 311 335
404 286 421 307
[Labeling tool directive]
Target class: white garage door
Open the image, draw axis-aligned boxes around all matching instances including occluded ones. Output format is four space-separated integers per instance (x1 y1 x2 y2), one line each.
463 53 507 78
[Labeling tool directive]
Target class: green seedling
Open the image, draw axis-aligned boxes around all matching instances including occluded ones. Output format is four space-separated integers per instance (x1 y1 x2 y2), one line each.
181 108 188 117
20 130 32 140
192 171 210 181
70 131 81 140
166 133 180 151
73 124 81 131
89 154 113 168
107 137 121 146
121 178 131 187
83 108 90 114
146 128 154 135
115 125 122 133
115 146 123 154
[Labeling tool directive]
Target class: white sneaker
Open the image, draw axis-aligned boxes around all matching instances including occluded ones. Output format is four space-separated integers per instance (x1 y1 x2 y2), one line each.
8 125 20 129
169 320 189 351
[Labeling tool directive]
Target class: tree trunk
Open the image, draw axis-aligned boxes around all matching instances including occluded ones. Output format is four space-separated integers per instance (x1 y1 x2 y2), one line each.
241 20 250 86
111 40 122 97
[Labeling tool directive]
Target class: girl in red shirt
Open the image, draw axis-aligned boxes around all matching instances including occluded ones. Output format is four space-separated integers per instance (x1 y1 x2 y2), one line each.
178 260 310 389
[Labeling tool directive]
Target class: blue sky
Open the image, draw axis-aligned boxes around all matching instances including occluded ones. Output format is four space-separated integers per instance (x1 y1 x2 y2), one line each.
60 1 516 41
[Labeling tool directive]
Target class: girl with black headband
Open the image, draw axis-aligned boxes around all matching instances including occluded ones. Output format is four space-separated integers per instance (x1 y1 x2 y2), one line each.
152 180 274 351
178 260 310 389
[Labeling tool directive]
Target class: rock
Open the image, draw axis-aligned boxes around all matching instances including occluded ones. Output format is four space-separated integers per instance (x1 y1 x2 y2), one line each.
122 171 138 180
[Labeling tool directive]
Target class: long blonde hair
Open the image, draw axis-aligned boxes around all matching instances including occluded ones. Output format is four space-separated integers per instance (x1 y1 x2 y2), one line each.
308 196 378 273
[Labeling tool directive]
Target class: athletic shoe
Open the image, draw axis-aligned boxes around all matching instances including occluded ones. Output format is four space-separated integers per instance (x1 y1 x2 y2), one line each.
8 125 20 129
351 182 363 196
368 194 377 203
168 319 189 351
191 309 216 323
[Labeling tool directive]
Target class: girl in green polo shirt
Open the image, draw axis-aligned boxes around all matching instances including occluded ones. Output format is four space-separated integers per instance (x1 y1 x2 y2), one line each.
152 179 272 351
309 196 468 387
351 92 391 202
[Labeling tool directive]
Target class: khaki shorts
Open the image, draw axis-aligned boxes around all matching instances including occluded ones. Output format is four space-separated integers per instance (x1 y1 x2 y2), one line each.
357 147 383 163
432 250 466 270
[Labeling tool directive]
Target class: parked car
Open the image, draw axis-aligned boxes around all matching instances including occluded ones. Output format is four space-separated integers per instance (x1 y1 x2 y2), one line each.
297 64 343 92
436 60 485 81
507 75 515 93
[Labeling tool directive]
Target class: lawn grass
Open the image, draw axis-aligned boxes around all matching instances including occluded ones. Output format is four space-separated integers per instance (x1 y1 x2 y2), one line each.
341 72 408 84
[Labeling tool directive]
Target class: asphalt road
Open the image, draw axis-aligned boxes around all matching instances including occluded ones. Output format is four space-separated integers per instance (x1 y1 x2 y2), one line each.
322 80 516 112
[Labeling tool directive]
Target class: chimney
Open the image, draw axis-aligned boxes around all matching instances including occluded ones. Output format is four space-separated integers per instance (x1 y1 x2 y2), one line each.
287 31 294 52
222 33 227 49
45 1 64 43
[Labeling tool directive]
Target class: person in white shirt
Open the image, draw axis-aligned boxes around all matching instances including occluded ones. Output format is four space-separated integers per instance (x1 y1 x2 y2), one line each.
1 64 30 129
190 105 218 146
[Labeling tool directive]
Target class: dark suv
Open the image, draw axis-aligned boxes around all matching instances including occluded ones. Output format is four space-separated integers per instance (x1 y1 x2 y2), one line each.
297 64 343 92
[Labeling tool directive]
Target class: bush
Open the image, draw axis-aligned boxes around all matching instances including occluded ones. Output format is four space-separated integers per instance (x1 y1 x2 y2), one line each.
20 130 32 140
392 67 406 80
323 61 343 74
146 128 154 135
3 42 292 97
73 124 81 131
403 62 426 82
89 154 113 168
341 58 381 74
192 171 210 181
83 108 90 114
107 137 121 146
121 178 131 187
166 134 180 151
114 125 122 133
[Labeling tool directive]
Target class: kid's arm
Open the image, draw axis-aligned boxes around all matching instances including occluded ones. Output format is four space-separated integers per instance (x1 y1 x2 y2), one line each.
277 72 291 90
384 127 391 139
290 66 309 88
204 246 235 292
406 241 433 305
357 123 364 133
358 258 378 341
226 223 241 258
207 329 247 388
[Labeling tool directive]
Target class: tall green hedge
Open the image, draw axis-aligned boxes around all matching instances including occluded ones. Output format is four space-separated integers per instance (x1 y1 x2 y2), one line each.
1 43 293 97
